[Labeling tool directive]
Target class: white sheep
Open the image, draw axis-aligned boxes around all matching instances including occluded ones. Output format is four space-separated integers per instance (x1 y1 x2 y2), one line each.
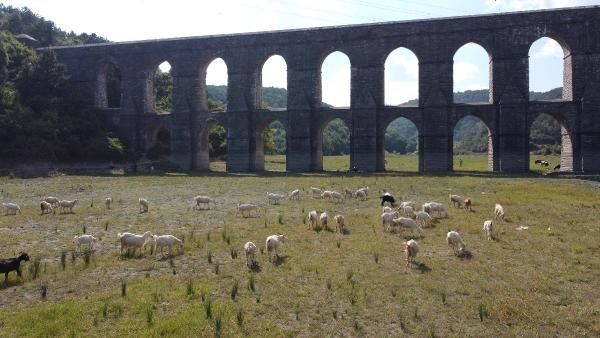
59 199 78 214
334 214 345 233
193 195 215 210
381 211 398 232
422 202 447 218
40 201 54 215
414 211 432 227
391 217 423 233
43 196 60 207
307 210 318 230
330 191 343 202
494 203 505 220
399 201 416 210
237 203 259 218
289 189 300 200
2 202 22 215
243 241 257 266
139 198 149 213
355 189 368 201
266 192 285 204
73 235 98 251
320 190 333 200
447 231 466 255
153 234 183 255
105 197 112 210
118 231 154 257
483 220 493 240
310 187 323 198
382 206 393 213
449 194 463 208
398 205 415 217
404 239 419 267
356 187 369 197
266 234 286 262
344 187 354 198
319 212 329 230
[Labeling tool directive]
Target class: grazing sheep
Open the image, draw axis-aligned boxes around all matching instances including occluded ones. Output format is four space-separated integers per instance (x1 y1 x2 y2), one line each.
320 190 333 200
40 201 54 215
404 240 419 267
398 205 415 217
494 203 505 220
310 187 323 198
483 220 493 240
307 210 318 230
382 206 393 213
334 214 345 233
2 202 21 215
414 211 432 227
391 217 423 233
0 253 30 283
381 211 399 232
356 187 369 197
265 234 286 262
243 241 257 266
153 234 183 255
446 231 466 254
380 192 396 207
59 199 78 214
464 198 472 212
43 196 59 207
237 203 259 218
422 202 447 218
449 194 463 208
105 197 112 210
399 201 416 211
73 235 98 251
267 192 285 205
330 191 343 202
193 195 215 210
139 198 149 213
289 189 301 200
344 187 354 198
319 212 329 230
118 231 154 257
355 189 368 201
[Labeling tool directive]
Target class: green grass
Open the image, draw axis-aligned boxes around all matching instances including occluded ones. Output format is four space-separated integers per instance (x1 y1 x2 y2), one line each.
0 156 598 336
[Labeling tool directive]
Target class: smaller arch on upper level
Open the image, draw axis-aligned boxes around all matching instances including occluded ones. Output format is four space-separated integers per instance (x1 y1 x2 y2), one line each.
95 60 122 109
152 60 173 114
203 57 229 112
384 47 419 107
320 50 352 108
258 54 288 111
528 35 572 100
452 42 492 104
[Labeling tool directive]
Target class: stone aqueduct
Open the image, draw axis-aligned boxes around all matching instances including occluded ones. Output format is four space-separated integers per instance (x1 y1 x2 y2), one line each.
49 6 600 173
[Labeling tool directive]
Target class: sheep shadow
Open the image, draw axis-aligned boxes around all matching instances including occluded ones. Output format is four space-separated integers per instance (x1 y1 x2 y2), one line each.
415 262 431 273
248 261 262 272
272 255 289 266
400 234 425 241
340 228 351 235
457 250 473 260
156 252 184 260
0 278 24 289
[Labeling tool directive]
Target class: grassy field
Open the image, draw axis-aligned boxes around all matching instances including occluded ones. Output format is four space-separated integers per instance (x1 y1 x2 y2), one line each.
0 156 598 337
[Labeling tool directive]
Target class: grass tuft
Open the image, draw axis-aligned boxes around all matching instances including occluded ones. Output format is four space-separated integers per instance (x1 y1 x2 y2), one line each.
248 274 256 293
231 279 239 300
40 284 47 299
204 298 212 319
236 308 244 327
60 251 67 271
121 280 127 297
29 257 41 280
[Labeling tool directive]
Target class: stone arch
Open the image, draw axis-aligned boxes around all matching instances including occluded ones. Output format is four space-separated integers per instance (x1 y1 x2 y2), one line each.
202 57 229 112
452 42 492 104
382 115 420 172
384 47 419 106
315 116 351 171
144 121 171 160
320 50 351 108
195 117 227 171
257 54 288 110
253 118 288 171
528 36 572 100
452 114 495 171
143 59 176 114
95 61 122 109
527 111 574 172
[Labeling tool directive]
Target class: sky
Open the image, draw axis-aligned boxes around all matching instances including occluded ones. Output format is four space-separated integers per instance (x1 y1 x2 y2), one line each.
3 0 599 106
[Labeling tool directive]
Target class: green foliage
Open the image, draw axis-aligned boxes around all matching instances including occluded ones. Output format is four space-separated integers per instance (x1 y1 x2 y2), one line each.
146 127 171 160
323 119 350 155
154 69 172 113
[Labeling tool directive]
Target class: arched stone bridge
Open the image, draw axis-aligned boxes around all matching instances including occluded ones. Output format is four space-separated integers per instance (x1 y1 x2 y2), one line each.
48 6 600 173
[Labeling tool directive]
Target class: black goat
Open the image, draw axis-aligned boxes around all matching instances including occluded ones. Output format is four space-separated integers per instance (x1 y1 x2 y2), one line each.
0 252 30 283
380 193 396 207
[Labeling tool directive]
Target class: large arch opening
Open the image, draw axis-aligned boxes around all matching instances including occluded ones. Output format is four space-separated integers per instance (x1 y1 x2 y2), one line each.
453 115 493 172
255 120 287 171
528 113 572 172
319 118 350 171
384 117 419 172
259 55 287 110
453 43 491 104
205 58 228 112
321 51 350 108
154 61 173 113
146 125 171 161
96 63 121 109
196 120 227 171
384 48 419 106
529 37 569 100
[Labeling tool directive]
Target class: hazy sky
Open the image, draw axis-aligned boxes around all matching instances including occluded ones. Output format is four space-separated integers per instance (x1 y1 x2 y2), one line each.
3 0 598 106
